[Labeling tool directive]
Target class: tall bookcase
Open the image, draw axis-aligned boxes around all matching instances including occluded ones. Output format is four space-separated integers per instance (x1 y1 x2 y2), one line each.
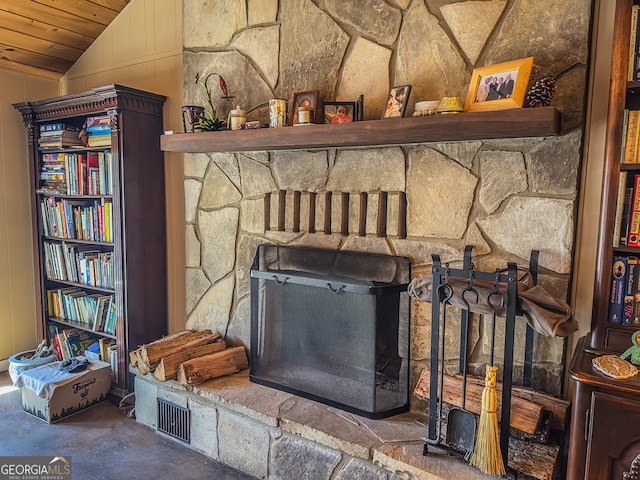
13 85 167 398
567 1 640 478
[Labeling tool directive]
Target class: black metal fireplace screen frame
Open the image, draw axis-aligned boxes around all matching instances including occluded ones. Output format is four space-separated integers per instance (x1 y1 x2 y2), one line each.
249 244 411 419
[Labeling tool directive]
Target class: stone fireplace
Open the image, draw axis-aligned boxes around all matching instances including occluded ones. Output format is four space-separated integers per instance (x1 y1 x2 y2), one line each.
182 0 590 399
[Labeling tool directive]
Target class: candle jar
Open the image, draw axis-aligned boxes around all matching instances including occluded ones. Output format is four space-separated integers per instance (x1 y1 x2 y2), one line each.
269 99 287 128
297 106 313 125
229 105 246 131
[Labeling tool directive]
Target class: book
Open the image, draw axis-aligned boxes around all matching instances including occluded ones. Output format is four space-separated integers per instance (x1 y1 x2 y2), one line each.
626 174 640 247
39 123 81 135
623 256 638 325
623 110 640 164
608 255 629 324
630 5 639 82
621 109 630 164
88 134 111 147
614 171 628 247
85 115 110 129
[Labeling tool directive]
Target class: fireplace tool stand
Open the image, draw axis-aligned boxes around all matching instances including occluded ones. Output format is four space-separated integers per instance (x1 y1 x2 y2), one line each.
422 247 540 476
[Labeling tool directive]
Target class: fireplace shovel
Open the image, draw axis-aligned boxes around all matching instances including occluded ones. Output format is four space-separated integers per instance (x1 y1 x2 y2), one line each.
445 282 477 456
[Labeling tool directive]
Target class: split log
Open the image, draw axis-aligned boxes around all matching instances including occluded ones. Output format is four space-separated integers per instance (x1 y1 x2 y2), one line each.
508 436 560 480
130 329 197 367
177 346 249 386
414 368 543 435
138 329 222 374
453 373 571 432
154 340 227 381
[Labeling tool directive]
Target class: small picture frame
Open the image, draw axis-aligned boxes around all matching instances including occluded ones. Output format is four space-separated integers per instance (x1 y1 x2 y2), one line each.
382 85 411 119
322 102 356 124
464 56 534 112
291 90 319 125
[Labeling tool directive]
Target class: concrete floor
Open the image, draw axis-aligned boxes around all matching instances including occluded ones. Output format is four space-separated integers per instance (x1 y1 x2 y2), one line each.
0 371 256 480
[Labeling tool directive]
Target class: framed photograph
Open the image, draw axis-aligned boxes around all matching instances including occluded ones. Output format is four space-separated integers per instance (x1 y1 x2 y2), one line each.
382 85 411 119
291 90 319 125
322 102 356 124
464 56 534 112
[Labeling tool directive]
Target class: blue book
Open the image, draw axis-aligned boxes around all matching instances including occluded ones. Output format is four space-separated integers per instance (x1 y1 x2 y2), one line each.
608 256 629 324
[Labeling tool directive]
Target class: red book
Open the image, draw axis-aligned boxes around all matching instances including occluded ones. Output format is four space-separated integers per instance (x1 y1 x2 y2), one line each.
626 174 640 247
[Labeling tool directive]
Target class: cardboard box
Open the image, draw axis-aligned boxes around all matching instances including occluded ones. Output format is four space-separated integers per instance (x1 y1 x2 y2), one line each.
20 359 112 423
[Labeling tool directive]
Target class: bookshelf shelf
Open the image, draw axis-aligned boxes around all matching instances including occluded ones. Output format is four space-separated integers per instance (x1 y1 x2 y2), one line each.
13 85 167 398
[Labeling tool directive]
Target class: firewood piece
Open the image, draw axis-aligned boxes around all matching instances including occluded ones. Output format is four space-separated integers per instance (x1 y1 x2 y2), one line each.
414 368 543 435
177 346 249 386
508 436 560 480
140 330 222 372
135 350 150 374
154 340 227 381
129 348 140 367
454 373 572 432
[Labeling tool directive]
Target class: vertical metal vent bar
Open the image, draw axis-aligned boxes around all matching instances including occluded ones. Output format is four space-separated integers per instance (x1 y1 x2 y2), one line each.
157 398 190 443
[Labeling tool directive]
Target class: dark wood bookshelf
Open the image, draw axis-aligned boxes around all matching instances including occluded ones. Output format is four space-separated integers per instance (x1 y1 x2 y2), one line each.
567 1 640 478
14 85 168 396
161 106 561 153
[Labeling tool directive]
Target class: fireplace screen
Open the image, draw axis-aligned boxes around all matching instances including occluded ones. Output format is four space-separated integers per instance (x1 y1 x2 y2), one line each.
250 245 411 419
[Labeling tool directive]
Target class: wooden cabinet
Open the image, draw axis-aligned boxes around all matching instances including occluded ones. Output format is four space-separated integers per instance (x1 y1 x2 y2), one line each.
568 0 640 477
13 85 167 399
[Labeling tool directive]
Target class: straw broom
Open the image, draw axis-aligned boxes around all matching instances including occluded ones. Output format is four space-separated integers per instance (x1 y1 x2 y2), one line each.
469 364 505 475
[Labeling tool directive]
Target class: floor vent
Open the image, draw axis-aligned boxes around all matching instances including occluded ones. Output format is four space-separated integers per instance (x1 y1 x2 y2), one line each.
157 398 190 443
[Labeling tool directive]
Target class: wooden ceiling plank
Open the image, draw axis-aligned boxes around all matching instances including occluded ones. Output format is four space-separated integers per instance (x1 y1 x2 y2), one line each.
0 42 73 73
0 1 104 38
0 57 63 79
0 28 83 62
0 10 93 50
32 0 119 26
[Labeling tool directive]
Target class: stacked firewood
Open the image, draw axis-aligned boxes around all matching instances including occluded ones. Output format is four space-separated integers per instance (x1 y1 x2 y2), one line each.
129 329 249 386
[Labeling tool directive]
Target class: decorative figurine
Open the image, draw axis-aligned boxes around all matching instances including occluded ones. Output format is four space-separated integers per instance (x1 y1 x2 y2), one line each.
620 329 640 366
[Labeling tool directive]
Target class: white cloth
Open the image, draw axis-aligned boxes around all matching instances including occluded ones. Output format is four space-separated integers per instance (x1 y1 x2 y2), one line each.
14 360 89 400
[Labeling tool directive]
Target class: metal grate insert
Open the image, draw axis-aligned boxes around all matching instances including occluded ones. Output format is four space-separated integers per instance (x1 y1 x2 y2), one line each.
157 398 190 443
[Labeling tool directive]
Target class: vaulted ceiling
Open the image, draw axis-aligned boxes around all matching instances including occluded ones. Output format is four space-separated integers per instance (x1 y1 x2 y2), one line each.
0 0 129 79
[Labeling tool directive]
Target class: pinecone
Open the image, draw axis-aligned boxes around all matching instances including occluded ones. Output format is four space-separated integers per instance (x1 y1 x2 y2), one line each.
526 77 557 107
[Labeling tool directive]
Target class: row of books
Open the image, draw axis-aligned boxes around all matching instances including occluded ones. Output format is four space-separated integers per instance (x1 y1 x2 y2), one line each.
608 255 640 326
48 324 115 362
47 288 116 335
38 151 113 196
43 241 114 289
630 5 640 82
40 197 113 243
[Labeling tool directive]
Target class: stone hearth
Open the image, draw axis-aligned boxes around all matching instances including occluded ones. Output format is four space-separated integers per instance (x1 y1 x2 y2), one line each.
135 370 501 480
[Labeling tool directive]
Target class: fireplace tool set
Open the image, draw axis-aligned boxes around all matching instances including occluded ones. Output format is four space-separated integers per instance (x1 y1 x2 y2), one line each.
418 247 541 476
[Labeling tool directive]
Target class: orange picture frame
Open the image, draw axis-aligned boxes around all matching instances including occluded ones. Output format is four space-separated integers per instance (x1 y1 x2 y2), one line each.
464 57 534 112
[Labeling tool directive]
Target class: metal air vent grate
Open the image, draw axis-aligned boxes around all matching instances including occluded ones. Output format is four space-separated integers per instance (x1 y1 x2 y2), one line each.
157 398 190 443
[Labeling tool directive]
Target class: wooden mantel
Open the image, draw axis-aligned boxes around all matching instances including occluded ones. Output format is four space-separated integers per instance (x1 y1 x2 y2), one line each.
161 106 561 153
